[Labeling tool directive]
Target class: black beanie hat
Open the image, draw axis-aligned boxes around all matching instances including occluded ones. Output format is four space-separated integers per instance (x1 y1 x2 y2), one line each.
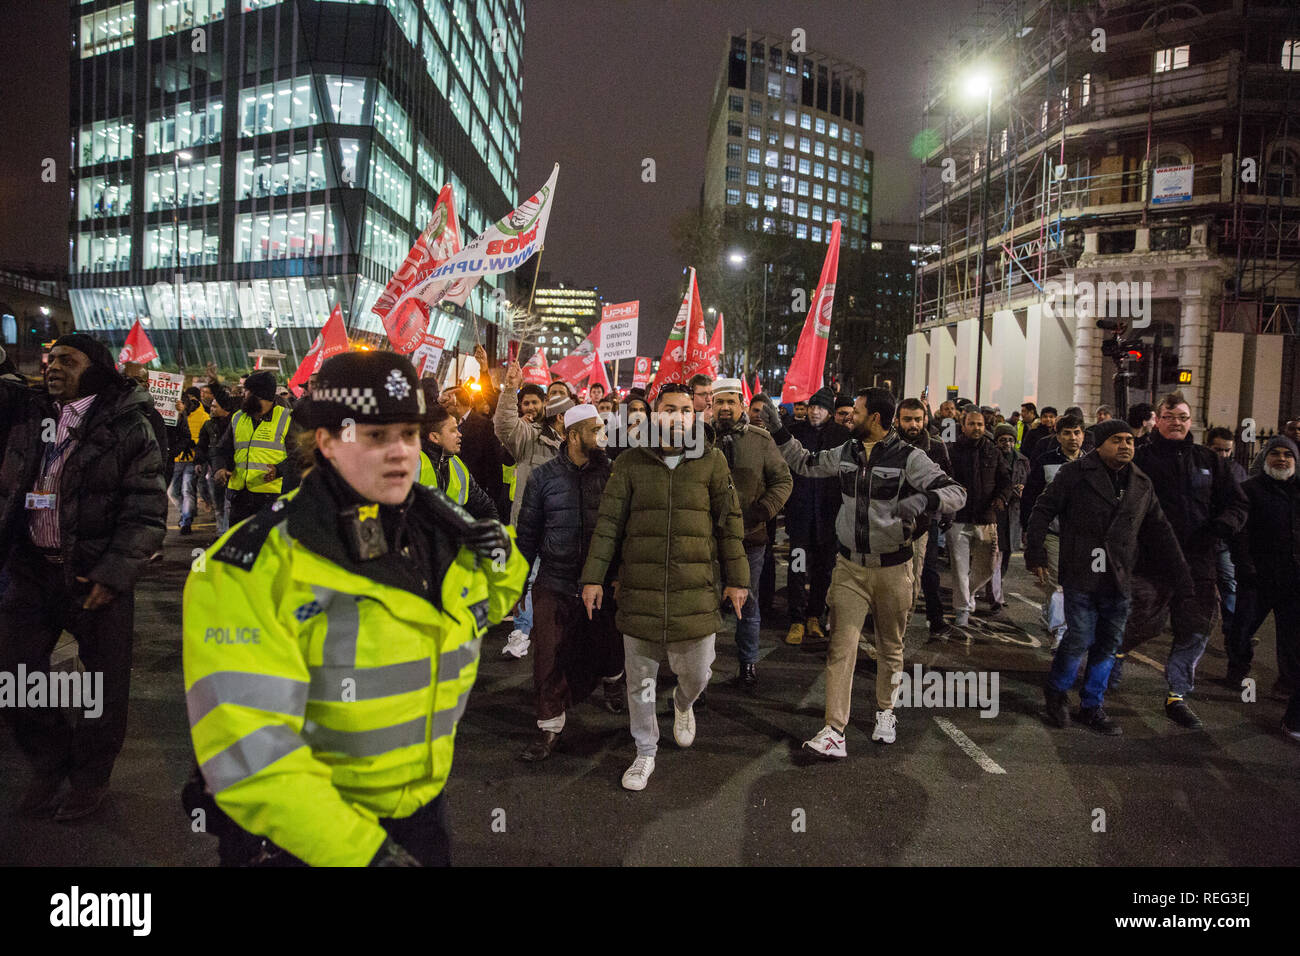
1092 419 1135 444
300 351 426 428
244 370 278 401
809 387 836 412
51 333 121 396
834 394 854 409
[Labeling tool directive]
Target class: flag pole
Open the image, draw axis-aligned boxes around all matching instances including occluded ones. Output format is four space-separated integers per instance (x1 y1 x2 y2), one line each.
526 244 545 315
613 358 620 391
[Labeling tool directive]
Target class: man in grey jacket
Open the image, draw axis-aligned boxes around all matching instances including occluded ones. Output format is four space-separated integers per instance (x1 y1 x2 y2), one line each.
757 388 966 754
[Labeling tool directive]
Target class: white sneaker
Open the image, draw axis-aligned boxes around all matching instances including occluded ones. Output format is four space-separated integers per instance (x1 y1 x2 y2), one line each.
621 755 655 790
501 629 530 658
673 699 696 747
872 709 897 744
802 724 846 759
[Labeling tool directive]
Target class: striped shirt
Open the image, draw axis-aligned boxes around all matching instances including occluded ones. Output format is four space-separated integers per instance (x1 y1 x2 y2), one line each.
28 394 98 550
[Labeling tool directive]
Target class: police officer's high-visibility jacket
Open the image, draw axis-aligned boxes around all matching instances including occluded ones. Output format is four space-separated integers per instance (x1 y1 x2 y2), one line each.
228 404 292 494
182 467 528 867
418 450 469 506
503 463 517 503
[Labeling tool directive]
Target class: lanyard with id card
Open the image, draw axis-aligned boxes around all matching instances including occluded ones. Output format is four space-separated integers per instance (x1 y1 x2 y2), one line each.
26 432 75 511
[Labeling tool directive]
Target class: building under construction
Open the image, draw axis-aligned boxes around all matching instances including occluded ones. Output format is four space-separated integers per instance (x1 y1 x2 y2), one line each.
907 0 1300 436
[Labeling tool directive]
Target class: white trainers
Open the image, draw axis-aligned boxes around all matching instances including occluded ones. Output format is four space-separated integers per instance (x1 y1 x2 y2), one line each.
501 629 530 658
673 699 696 747
872 709 897 744
802 724 847 759
621 755 655 791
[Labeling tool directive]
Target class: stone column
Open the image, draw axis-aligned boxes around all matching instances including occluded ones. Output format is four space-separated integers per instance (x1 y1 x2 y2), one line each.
1177 268 1212 427
1072 292 1101 412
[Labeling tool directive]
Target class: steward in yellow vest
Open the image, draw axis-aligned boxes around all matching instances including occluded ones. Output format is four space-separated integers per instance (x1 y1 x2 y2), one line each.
183 352 528 866
418 403 499 521
212 370 301 526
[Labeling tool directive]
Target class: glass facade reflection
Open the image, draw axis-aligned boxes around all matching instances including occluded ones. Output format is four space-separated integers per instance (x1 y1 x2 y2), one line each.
69 0 524 368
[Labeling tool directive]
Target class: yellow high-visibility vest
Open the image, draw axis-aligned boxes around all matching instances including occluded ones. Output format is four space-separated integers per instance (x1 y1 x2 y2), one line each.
228 405 291 494
418 451 470 506
503 463 517 502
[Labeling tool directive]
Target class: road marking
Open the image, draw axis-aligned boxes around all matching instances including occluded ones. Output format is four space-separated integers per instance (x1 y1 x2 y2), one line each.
1126 650 1165 673
1007 591 1042 610
933 717 1007 774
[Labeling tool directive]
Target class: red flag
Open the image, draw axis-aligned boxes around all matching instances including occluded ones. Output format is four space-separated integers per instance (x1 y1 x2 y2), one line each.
649 268 702 400
753 374 763 396
741 374 752 405
550 325 601 383
118 320 158 366
521 348 550 386
705 312 724 376
630 356 653 390
586 349 612 395
371 184 462 353
289 304 349 396
781 220 841 404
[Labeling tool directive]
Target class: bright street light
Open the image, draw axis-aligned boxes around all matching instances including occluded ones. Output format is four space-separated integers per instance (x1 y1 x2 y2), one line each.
964 72 992 99
728 251 745 265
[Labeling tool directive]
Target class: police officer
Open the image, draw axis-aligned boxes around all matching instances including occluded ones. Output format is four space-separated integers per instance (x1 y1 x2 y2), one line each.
419 403 499 520
212 369 301 526
182 352 528 866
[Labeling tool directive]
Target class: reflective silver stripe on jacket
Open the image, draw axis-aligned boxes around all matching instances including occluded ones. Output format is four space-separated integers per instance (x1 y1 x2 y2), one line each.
313 586 361 666
201 724 306 793
307 659 431 702
186 671 310 727
301 714 428 757
430 688 472 738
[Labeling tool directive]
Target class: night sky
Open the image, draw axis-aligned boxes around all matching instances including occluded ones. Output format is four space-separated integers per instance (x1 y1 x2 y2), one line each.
0 0 978 344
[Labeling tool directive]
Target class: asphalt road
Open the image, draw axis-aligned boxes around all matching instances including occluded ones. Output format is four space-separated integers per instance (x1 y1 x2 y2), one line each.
2 503 1296 866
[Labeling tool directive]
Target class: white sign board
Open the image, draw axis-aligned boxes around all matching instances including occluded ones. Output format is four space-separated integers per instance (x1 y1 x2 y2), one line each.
1151 165 1193 204
599 301 639 362
411 334 446 379
148 371 185 425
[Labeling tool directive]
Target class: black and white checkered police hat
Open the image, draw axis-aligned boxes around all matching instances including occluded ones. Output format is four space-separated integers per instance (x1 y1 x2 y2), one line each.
301 351 426 428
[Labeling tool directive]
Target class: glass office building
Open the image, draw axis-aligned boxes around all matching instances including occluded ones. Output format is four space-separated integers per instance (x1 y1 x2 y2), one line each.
69 0 523 369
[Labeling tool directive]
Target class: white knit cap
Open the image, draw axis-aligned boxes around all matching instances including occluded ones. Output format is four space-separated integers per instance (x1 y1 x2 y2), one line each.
712 377 743 395
564 404 600 428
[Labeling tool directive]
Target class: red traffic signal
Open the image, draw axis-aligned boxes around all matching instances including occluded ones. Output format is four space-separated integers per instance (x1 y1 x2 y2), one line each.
1126 349 1143 361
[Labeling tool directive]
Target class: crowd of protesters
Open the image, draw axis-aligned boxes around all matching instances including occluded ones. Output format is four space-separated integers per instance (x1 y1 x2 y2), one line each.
1 333 1297 824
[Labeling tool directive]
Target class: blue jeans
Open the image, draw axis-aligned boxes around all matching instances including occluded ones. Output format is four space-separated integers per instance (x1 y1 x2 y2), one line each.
514 558 540 635
1048 589 1130 709
1214 541 1236 634
734 544 766 665
168 462 196 527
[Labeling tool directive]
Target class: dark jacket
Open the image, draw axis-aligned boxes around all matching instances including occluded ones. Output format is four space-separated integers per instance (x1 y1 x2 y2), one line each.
947 433 1012 524
1020 446 1085 533
712 418 793 547
458 408 508 514
0 379 167 594
580 446 748 644
132 382 173 483
784 418 851 537
1232 473 1300 587
1031 431 1094 463
1025 455 1190 595
1133 432 1248 572
1018 421 1052 461
196 414 231 468
898 426 952 539
517 445 612 596
1001 448 1031 551
419 440 499 522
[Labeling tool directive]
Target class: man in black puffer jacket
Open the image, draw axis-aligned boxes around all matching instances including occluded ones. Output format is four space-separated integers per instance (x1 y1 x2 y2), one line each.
946 406 1011 630
0 334 166 821
514 404 624 762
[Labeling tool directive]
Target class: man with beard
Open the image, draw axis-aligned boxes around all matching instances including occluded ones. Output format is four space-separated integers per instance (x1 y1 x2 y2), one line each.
783 387 850 647
212 370 302 526
710 379 792 691
0 335 166 819
1116 391 1248 729
515 405 625 761
896 397 953 638
946 407 1012 632
833 395 854 427
757 389 965 752
1226 436 1299 707
984 423 1029 611
581 384 749 791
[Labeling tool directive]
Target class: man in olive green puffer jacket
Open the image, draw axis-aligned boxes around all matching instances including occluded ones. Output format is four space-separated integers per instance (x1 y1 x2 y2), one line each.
581 383 750 792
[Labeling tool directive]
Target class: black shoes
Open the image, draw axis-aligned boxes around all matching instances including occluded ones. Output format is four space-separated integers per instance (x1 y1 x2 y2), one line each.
519 731 562 762
1165 698 1204 730
1043 688 1070 728
53 785 108 823
1075 706 1122 736
179 523 193 536
1222 665 1249 688
737 663 758 694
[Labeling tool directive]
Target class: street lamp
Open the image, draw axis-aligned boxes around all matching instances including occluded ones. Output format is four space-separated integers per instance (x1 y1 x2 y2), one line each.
965 72 994 405
727 250 768 381
174 150 193 369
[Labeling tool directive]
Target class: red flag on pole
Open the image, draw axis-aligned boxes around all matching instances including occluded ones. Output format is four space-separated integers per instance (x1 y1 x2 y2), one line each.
118 319 158 366
371 184 462 353
521 348 550 385
586 349 612 396
630 356 653 390
741 374 752 405
649 268 702 400
289 303 349 396
754 374 764 396
550 325 600 383
781 219 841 404
705 312 724 376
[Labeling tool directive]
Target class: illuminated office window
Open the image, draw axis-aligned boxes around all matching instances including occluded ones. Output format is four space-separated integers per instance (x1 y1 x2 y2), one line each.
240 78 320 136
145 155 221 211
146 99 223 154
77 175 132 220
77 118 134 166
237 144 327 199
148 0 224 40
236 206 341 261
80 2 136 59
